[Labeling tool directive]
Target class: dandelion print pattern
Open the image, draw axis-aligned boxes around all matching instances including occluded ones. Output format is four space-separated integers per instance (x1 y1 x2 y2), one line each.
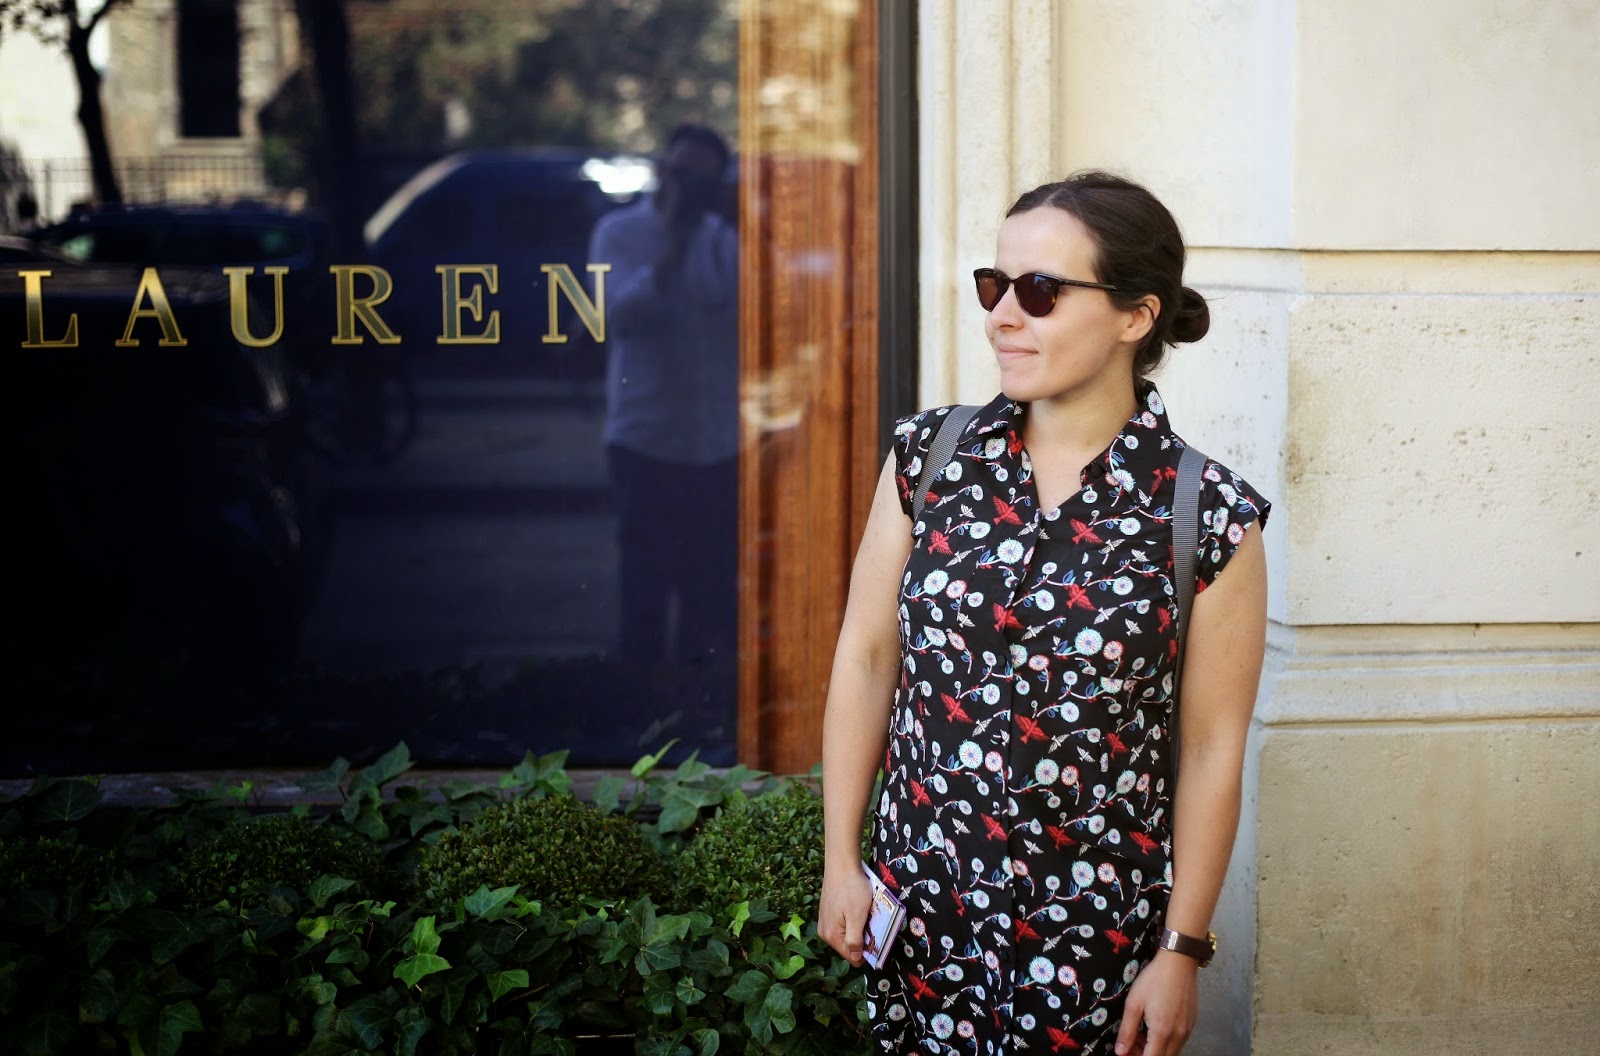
867 385 1270 1054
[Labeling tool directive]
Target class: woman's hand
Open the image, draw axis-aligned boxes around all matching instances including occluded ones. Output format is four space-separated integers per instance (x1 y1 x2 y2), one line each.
817 862 874 967
1114 950 1199 1056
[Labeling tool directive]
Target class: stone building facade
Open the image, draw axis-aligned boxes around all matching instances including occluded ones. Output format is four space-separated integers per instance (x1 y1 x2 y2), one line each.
913 2 1600 1053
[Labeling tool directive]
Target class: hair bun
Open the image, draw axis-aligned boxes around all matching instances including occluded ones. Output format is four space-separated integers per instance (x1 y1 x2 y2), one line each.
1169 286 1210 344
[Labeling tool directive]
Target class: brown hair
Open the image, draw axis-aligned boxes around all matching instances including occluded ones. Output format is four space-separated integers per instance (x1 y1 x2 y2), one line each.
1007 171 1209 379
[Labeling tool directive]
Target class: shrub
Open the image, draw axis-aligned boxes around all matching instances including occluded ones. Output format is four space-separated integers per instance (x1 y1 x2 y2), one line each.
417 792 667 909
173 812 385 908
676 782 825 919
0 834 113 894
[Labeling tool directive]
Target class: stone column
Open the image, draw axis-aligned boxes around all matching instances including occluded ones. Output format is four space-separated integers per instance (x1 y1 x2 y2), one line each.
917 1 1600 1052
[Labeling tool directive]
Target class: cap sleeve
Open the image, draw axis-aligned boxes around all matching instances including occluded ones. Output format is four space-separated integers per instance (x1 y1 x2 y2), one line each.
1195 459 1272 590
888 406 955 520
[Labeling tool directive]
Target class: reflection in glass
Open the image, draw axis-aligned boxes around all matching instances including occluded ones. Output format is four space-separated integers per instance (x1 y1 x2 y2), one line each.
2 0 742 774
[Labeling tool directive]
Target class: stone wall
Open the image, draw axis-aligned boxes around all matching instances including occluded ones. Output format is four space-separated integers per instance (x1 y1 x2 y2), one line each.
915 1 1600 1051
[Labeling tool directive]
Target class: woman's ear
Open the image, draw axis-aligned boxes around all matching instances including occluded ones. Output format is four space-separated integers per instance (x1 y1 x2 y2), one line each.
1123 296 1160 346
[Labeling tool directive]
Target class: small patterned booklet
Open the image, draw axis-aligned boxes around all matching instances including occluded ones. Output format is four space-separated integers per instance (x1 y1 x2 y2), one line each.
860 861 907 970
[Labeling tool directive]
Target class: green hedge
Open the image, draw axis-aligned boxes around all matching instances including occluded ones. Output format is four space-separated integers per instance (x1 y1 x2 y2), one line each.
0 742 870 1056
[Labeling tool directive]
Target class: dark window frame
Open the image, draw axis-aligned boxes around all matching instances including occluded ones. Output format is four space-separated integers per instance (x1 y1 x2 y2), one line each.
877 1 919 447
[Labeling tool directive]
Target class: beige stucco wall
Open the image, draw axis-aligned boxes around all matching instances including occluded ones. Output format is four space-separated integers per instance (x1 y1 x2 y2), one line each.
916 0 1600 1052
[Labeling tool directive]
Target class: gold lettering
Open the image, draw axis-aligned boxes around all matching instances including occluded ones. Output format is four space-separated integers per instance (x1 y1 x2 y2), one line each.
115 267 187 347
436 264 501 344
223 266 288 348
330 265 400 344
541 263 609 344
18 270 79 348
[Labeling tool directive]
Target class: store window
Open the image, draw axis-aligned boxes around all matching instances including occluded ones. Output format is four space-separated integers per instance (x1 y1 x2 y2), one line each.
3 0 908 777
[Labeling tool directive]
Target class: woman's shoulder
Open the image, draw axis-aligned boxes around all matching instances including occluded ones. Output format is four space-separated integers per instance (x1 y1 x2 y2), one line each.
1176 441 1272 587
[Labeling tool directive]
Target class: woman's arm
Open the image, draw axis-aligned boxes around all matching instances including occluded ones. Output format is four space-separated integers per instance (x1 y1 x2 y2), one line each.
818 454 914 966
1116 522 1268 1056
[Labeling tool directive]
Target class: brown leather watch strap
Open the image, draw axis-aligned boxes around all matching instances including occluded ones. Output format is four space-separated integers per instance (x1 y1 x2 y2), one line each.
1156 927 1217 967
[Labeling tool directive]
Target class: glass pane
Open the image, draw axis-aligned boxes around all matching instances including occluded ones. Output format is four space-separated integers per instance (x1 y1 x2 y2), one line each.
3 0 749 773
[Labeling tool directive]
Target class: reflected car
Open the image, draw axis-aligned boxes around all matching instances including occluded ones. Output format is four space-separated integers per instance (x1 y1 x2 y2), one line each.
0 234 76 264
31 203 335 376
0 266 314 679
364 149 651 374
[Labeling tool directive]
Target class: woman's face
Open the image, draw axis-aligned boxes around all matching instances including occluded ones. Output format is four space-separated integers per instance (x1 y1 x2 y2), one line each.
985 207 1151 406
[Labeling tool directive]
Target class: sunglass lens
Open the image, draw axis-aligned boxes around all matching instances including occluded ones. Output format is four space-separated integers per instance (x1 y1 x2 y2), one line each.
975 272 1003 311
1016 274 1058 317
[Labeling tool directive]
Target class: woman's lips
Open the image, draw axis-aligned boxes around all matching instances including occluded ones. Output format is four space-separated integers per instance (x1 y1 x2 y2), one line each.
995 343 1035 362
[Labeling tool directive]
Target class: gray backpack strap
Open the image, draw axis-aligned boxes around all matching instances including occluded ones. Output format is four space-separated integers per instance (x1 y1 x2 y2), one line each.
1170 442 1207 773
911 404 981 524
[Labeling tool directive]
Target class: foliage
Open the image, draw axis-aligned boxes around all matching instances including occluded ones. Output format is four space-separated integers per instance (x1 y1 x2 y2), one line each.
676 783 826 921
0 744 871 1055
417 793 667 910
173 813 387 910
0 833 114 893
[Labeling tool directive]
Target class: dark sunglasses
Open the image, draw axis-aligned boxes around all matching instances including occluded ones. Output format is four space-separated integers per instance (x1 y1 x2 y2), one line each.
973 267 1119 317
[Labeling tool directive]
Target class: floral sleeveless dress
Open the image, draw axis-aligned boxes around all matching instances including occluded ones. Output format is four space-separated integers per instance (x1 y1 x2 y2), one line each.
867 386 1270 1054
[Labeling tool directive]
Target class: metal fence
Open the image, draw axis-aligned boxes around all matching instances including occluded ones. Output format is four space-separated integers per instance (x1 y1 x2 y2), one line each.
7 154 270 227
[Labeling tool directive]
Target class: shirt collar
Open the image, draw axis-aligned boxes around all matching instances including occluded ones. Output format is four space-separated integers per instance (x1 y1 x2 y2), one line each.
966 384 1182 505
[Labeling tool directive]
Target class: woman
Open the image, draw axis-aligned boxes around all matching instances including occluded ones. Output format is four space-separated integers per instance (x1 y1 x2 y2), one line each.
818 171 1270 1056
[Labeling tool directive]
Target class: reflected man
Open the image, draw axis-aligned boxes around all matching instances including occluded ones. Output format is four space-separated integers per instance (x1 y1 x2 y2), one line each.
590 125 739 670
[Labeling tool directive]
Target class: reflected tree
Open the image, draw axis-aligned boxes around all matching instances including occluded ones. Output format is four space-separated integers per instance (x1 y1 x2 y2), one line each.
262 0 736 182
0 0 129 205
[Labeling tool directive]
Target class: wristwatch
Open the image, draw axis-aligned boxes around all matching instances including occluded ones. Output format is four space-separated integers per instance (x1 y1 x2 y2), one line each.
1156 927 1217 967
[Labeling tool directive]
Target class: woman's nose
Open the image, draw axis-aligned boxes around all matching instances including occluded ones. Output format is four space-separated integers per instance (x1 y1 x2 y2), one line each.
988 283 1025 328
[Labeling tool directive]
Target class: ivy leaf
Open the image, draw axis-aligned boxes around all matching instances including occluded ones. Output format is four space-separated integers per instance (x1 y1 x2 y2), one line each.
729 901 751 937
32 779 101 823
724 969 769 1005
358 743 413 789
657 784 721 835
771 954 806 981
693 1027 720 1056
309 876 357 909
439 967 472 1023
630 740 680 778
675 976 707 1007
393 1006 432 1056
393 953 450 988
130 910 209 964
85 927 123 966
593 775 625 814
780 914 805 942
635 912 691 975
21 1010 74 1055
463 885 520 921
300 757 350 794
344 995 391 1050
152 1000 202 1056
763 984 796 1035
487 968 528 1000
408 915 442 956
